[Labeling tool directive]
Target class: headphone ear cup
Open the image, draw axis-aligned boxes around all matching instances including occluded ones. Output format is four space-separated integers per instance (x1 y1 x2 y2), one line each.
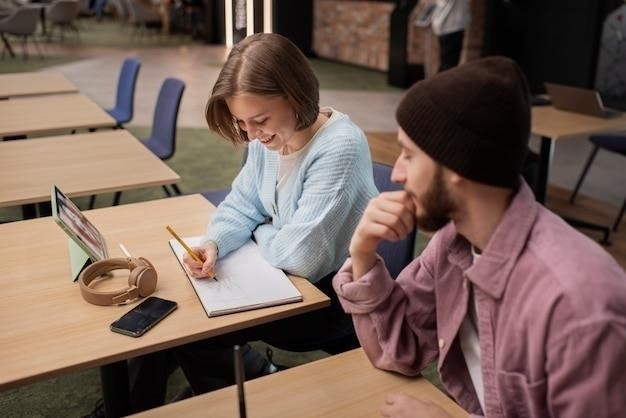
131 266 158 297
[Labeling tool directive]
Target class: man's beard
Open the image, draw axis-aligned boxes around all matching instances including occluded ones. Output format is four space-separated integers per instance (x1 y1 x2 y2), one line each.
415 166 455 233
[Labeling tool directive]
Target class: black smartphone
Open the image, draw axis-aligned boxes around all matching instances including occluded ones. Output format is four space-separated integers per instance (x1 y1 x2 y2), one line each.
110 296 177 337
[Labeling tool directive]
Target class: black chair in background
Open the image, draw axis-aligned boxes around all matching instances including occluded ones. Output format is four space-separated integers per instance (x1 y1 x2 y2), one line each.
570 134 626 233
46 0 80 42
0 6 42 60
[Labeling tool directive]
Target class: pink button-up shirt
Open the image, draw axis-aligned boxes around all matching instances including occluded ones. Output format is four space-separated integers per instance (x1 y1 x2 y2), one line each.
334 182 626 417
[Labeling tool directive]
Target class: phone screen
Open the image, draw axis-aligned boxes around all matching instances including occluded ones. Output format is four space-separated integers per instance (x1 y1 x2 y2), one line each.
110 297 177 337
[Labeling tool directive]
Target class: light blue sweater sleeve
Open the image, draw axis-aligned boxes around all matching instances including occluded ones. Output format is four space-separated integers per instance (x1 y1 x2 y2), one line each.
204 109 378 283
202 144 269 257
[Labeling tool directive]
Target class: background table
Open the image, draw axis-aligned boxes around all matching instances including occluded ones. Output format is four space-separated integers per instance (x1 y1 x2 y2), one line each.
0 72 78 99
132 348 467 418
531 106 626 204
0 195 330 416
0 130 179 208
0 93 116 138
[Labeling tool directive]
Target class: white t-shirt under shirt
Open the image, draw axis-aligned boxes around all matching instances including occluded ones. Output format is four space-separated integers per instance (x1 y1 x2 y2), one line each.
459 247 485 412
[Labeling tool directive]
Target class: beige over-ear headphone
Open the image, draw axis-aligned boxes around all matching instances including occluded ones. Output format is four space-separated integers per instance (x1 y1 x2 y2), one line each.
78 257 157 306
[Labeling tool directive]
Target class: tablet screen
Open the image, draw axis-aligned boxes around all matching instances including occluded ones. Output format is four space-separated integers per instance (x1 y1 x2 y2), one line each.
51 185 109 261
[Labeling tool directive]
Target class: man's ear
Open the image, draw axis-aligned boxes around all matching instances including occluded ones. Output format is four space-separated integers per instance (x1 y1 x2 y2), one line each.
444 167 463 186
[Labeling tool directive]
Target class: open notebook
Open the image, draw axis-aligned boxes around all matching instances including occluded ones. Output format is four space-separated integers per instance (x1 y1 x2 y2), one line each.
168 237 303 317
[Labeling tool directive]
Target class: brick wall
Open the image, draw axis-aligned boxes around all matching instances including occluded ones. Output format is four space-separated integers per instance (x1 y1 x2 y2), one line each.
313 0 394 71
313 0 485 77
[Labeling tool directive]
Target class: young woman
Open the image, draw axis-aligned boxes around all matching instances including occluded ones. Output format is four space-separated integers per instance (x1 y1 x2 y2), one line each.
171 32 378 396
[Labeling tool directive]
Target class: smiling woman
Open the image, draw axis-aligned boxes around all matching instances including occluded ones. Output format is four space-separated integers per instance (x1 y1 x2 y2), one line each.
122 31 379 411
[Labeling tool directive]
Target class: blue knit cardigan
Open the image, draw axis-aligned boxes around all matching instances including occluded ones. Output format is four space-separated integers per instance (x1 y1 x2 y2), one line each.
203 109 378 283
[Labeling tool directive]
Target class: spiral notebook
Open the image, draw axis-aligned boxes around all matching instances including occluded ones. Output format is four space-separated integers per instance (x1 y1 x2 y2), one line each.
168 237 303 317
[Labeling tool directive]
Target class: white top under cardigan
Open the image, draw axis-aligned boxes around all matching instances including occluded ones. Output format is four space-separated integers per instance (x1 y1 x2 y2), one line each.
203 108 379 283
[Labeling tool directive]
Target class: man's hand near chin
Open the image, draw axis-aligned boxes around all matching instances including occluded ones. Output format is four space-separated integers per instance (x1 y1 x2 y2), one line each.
349 190 416 279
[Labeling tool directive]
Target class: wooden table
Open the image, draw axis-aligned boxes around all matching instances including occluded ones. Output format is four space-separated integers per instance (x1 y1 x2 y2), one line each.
0 94 116 138
0 195 330 416
132 348 467 418
0 72 78 99
367 131 401 166
531 106 626 204
0 130 179 208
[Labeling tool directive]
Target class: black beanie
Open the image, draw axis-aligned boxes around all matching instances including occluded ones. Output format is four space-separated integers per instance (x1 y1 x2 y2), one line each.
395 56 531 188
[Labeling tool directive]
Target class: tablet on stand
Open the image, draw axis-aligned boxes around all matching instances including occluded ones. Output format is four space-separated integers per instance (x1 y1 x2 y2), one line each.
51 185 110 281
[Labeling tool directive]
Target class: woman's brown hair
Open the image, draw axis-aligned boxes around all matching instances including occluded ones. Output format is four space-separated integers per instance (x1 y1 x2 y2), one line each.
206 33 320 145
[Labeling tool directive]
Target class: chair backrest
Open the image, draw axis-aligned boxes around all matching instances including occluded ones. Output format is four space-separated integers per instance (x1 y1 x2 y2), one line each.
144 77 185 160
372 161 416 278
46 0 80 23
0 6 40 35
109 58 141 125
590 134 626 156
125 0 159 23
110 0 129 20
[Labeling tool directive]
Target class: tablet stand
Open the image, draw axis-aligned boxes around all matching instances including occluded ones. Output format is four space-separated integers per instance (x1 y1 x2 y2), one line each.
68 238 93 282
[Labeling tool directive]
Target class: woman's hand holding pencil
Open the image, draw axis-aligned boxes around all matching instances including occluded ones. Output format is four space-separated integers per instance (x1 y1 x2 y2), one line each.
166 225 218 280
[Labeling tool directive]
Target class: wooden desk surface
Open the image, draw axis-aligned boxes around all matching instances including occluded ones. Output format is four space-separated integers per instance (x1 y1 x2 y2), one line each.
0 195 330 390
0 130 180 207
532 105 626 139
132 348 467 418
0 72 78 99
366 131 401 167
0 94 116 137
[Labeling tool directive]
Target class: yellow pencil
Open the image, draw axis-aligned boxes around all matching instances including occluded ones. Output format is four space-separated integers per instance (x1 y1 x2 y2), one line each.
166 225 217 281
166 225 201 262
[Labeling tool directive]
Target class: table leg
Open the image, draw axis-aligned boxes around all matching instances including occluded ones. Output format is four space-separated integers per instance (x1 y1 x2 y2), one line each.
535 135 554 204
1 33 16 58
21 204 37 220
37 201 52 217
535 135 611 245
39 7 47 37
100 361 130 418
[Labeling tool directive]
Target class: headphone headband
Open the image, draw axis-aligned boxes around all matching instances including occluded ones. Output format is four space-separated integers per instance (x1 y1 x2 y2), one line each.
78 257 158 306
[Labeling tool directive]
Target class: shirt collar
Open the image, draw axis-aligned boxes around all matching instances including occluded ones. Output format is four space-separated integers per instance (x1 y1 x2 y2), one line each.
446 180 539 299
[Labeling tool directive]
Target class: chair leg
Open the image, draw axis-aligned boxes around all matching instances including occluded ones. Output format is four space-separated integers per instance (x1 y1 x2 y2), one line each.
171 184 182 195
162 185 172 197
89 195 97 210
21 35 28 60
614 197 626 232
570 144 599 204
113 191 122 206
564 216 611 246
31 36 43 60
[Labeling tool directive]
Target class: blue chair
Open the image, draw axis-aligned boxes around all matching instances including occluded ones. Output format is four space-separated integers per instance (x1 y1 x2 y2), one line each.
111 77 185 205
93 77 184 208
570 134 626 233
106 58 141 127
372 161 418 279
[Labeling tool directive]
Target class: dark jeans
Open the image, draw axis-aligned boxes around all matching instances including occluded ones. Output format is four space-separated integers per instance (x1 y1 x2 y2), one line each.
130 271 354 406
438 30 465 72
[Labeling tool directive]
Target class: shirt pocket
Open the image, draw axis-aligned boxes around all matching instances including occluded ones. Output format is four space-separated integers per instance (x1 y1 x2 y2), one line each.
496 370 549 418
